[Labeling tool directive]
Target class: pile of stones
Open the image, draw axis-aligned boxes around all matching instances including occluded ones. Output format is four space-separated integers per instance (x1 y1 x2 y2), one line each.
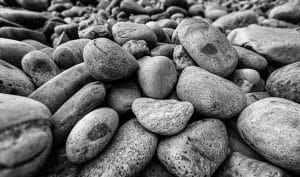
0 0 299 177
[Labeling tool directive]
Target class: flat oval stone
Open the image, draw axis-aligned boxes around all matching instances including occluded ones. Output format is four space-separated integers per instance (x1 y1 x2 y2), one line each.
157 119 229 177
132 98 194 135
112 22 158 48
22 51 60 87
238 97 300 173
0 27 47 44
214 152 290 177
177 66 247 119
269 2 300 24
228 24 300 65
266 61 300 103
16 0 49 11
80 119 158 177
137 56 177 99
83 38 138 82
66 108 119 164
0 59 34 96
175 18 238 77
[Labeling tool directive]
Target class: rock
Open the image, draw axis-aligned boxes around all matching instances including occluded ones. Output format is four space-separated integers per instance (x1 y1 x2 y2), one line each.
40 47 55 58
175 18 238 77
266 61 300 103
145 21 171 43
214 152 290 177
150 44 176 58
213 10 258 31
269 2 300 24
137 56 177 99
83 38 138 82
156 19 178 29
21 51 60 87
107 81 141 115
259 18 299 29
0 93 52 177
0 59 34 96
120 0 147 14
22 39 48 50
0 38 36 68
54 23 79 40
122 40 150 59
234 46 268 71
204 3 228 21
66 108 119 164
188 4 204 17
112 22 158 48
29 63 93 113
142 160 175 177
173 45 196 71
52 81 106 146
16 0 49 11
132 98 194 135
160 0 188 10
228 24 300 65
53 39 90 69
238 97 300 173
177 66 247 119
157 119 229 177
245 92 270 106
80 119 157 177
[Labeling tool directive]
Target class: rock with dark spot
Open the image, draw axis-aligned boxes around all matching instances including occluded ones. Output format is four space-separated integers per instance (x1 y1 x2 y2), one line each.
266 61 300 103
107 81 141 115
157 119 229 177
52 81 106 146
66 108 119 164
175 18 238 77
177 66 247 119
80 119 158 177
238 97 300 173
0 59 34 96
132 98 194 135
83 38 138 82
214 152 290 177
22 51 60 87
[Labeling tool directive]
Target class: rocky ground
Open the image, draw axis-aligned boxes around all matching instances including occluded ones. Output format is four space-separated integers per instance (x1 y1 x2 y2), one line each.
0 0 300 177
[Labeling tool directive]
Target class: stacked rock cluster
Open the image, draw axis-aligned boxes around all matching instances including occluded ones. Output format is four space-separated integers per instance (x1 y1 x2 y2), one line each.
0 0 299 177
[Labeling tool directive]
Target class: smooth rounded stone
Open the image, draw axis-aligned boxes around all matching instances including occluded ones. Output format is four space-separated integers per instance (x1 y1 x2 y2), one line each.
259 18 299 29
40 47 55 58
230 68 261 93
160 0 188 10
266 62 300 103
228 24 300 65
53 39 90 69
269 2 300 24
141 160 175 177
234 46 268 71
176 18 238 77
16 0 49 11
145 21 171 43
151 12 170 21
120 0 147 14
0 93 52 177
245 92 270 106
112 22 158 48
52 81 106 146
132 98 194 135
107 81 141 115
150 44 176 58
238 97 300 173
0 59 34 96
83 38 138 82
173 45 196 71
225 120 263 161
0 38 36 68
137 56 177 99
214 152 291 177
38 147 80 177
80 119 158 177
156 19 178 29
212 10 258 31
188 4 204 17
122 40 150 59
54 23 79 40
66 108 119 164
177 66 246 119
0 27 47 44
29 63 93 113
157 119 229 177
22 39 48 50
166 6 187 16
130 14 151 24
204 4 228 21
0 8 48 29
21 51 60 87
